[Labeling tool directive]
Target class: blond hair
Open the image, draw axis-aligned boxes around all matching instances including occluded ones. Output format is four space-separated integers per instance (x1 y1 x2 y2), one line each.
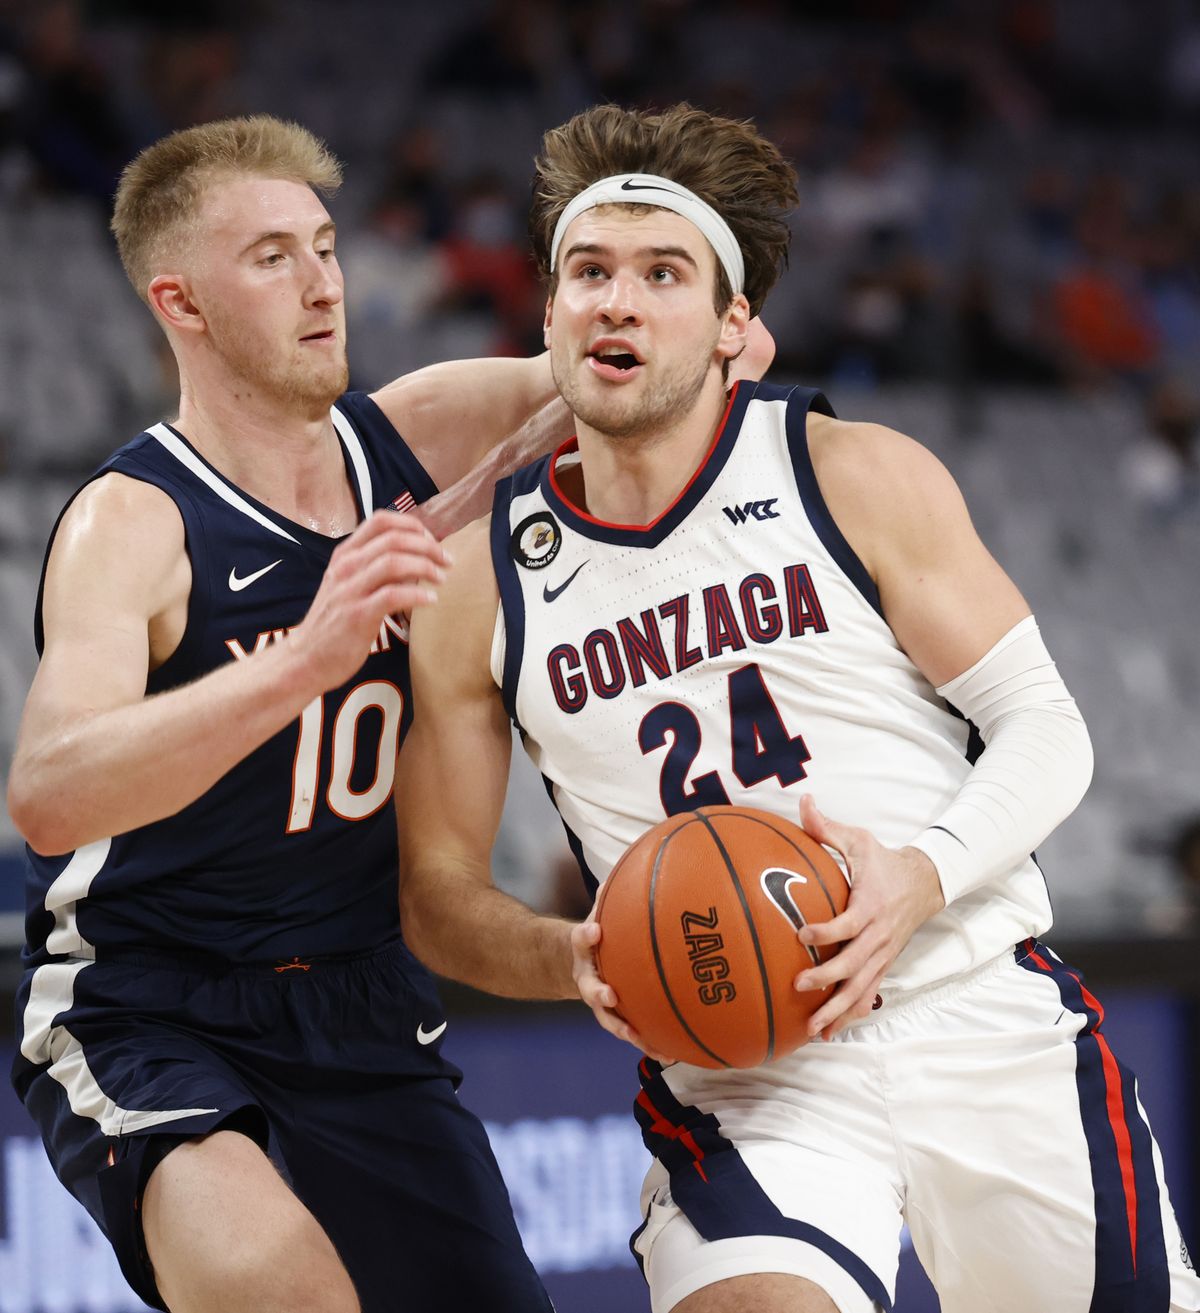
111 115 342 302
529 103 798 317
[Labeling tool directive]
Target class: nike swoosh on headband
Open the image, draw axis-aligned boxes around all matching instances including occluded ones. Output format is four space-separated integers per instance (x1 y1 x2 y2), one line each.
550 173 745 295
619 178 688 195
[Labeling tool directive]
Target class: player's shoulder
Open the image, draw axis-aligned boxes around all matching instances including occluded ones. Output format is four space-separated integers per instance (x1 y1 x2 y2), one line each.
440 514 497 601
42 471 189 634
805 413 968 579
56 470 184 550
444 510 492 558
807 413 960 509
409 514 498 689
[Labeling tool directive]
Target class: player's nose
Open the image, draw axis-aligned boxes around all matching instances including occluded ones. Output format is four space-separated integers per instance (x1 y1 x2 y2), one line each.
595 272 644 326
304 252 343 308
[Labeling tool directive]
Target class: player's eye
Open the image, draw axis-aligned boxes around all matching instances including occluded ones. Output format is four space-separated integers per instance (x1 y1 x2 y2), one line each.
579 264 605 280
649 267 678 284
259 252 285 267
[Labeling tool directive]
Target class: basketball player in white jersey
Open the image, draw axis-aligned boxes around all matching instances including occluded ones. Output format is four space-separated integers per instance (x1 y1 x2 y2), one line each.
396 104 1200 1313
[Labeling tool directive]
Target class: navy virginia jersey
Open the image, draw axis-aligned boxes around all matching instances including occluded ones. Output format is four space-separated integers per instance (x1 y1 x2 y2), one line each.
22 392 436 966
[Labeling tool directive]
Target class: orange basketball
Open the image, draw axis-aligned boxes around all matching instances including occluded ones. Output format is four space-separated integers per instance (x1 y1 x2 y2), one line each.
594 805 849 1069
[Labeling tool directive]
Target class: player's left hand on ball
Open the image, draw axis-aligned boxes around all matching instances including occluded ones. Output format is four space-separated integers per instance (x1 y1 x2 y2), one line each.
570 914 668 1061
791 794 945 1041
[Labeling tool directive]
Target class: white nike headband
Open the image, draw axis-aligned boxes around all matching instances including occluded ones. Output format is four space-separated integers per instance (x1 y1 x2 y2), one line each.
549 173 745 296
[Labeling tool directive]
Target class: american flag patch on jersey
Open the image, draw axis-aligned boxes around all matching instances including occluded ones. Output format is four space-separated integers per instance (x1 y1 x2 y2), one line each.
391 490 417 514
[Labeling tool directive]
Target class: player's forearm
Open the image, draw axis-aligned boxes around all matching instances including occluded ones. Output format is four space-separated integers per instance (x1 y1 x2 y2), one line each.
417 396 573 540
401 867 577 1000
8 640 328 856
909 618 1093 903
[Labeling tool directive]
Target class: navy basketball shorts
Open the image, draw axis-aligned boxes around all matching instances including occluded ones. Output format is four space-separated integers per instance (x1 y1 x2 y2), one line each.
13 938 552 1313
631 941 1199 1313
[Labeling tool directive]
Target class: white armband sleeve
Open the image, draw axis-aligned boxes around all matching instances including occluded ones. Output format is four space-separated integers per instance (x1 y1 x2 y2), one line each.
909 616 1094 905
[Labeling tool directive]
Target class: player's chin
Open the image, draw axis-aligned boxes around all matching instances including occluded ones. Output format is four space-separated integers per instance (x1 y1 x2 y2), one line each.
296 359 349 408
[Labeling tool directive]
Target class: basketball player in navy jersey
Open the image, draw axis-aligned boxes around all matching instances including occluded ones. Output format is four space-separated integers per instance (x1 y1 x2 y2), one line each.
396 104 1199 1313
5 115 579 1313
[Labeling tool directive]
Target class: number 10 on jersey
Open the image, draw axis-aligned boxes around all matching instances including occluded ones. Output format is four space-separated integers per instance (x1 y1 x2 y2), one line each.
287 680 404 832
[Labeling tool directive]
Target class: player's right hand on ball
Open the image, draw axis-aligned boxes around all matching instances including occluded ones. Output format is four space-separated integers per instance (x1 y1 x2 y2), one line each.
291 510 450 690
571 914 669 1061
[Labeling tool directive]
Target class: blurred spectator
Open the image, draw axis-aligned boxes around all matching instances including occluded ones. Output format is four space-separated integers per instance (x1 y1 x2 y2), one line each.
14 0 136 203
428 2 543 98
138 23 240 131
827 231 942 386
1142 188 1200 378
953 264 1061 387
436 173 542 358
1121 378 1199 520
814 125 931 254
1051 174 1158 386
375 124 455 243
0 42 33 199
1144 814 1200 935
333 187 447 387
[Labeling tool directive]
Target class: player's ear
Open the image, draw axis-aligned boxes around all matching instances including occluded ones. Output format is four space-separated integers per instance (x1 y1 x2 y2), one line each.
715 292 750 364
148 274 205 336
543 296 554 350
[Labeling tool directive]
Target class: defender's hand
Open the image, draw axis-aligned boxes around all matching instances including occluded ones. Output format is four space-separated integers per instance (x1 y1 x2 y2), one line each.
291 510 450 690
571 912 668 1060
793 795 945 1040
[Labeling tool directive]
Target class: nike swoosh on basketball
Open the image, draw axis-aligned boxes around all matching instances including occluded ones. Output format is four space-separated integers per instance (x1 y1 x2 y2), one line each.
228 560 282 591
416 1021 447 1045
543 560 588 603
760 867 808 931
760 868 822 966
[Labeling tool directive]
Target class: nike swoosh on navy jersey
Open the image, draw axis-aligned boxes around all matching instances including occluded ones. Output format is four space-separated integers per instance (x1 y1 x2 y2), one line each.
416 1021 447 1045
542 560 589 603
228 560 283 591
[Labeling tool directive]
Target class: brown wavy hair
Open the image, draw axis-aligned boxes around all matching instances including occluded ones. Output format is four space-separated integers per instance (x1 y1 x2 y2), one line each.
111 115 342 303
529 103 798 317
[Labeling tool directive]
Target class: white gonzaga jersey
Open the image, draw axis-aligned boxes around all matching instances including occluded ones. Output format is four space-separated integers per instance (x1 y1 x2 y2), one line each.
490 381 1051 994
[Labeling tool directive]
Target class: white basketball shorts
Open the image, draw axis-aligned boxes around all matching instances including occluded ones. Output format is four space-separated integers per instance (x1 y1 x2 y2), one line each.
631 940 1199 1313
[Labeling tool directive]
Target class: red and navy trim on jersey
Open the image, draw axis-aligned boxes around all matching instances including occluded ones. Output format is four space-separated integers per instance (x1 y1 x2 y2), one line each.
1016 940 1172 1308
633 1059 893 1310
537 381 756 549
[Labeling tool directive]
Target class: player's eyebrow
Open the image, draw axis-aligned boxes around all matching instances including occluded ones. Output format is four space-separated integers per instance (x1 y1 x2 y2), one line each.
240 220 336 257
562 241 700 272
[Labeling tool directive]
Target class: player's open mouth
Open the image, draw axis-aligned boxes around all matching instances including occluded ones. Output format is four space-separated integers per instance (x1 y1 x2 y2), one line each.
587 342 644 380
300 330 336 343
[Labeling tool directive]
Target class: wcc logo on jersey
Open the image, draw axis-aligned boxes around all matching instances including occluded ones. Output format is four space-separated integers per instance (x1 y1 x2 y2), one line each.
723 499 780 525
511 512 563 570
